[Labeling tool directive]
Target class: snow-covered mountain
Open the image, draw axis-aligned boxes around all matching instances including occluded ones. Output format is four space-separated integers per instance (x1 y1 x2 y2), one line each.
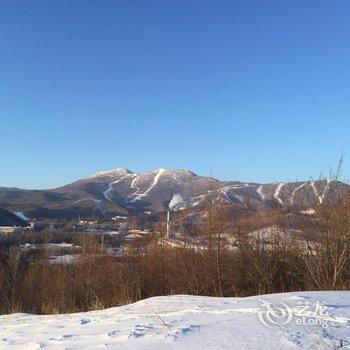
0 168 347 219
1 292 349 349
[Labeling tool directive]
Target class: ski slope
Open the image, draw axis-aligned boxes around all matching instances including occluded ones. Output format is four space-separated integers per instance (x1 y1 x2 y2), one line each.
103 174 136 201
257 185 265 201
274 183 284 205
0 291 349 349
126 169 165 203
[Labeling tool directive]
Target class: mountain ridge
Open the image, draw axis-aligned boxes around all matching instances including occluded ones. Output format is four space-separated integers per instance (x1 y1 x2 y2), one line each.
0 168 347 219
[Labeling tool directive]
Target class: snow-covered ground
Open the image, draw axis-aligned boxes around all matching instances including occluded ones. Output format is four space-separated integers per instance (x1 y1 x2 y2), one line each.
14 212 29 221
0 292 349 349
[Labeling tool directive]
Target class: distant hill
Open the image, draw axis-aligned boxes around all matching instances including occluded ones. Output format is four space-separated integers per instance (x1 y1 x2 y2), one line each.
0 208 29 227
0 168 348 219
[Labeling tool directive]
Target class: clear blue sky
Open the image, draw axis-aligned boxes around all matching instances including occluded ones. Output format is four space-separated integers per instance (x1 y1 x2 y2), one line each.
1 0 350 189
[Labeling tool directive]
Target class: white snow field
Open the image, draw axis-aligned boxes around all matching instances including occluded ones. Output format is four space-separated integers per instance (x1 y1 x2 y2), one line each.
0 292 349 349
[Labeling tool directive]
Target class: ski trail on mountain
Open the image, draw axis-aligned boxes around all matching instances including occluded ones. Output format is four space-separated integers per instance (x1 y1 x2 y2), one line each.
257 185 265 201
321 179 332 202
103 174 136 201
127 169 165 203
310 182 321 203
310 179 332 204
221 186 248 207
232 194 247 207
125 176 139 202
290 182 307 205
274 183 284 205
130 176 139 189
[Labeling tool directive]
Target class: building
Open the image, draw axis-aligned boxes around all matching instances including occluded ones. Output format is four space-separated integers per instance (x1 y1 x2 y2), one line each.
0 226 22 235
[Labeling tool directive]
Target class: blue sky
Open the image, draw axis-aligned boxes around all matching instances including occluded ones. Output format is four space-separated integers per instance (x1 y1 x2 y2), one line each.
1 0 350 189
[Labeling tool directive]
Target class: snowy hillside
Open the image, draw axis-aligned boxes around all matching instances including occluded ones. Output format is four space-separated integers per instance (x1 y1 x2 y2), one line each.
0 208 29 227
0 167 348 219
1 292 349 349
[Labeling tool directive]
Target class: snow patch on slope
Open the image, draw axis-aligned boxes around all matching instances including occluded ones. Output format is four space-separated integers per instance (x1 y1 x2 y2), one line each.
91 168 132 178
290 182 307 205
221 186 248 207
321 179 332 203
257 185 265 201
1 292 349 349
274 183 284 205
14 212 29 221
310 180 332 204
300 208 316 215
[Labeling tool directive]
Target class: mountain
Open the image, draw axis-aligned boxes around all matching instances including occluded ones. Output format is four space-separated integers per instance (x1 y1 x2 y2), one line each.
0 168 347 219
0 208 29 227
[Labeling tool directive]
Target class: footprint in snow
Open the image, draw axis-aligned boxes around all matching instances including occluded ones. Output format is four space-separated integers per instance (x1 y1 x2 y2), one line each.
173 324 200 339
108 330 119 337
128 324 156 339
80 318 91 325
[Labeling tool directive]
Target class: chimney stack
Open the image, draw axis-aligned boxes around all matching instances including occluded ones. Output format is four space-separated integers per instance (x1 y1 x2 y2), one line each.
166 210 170 239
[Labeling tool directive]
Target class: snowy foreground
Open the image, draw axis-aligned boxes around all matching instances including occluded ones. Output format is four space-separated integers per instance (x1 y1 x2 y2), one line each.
1 292 350 349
